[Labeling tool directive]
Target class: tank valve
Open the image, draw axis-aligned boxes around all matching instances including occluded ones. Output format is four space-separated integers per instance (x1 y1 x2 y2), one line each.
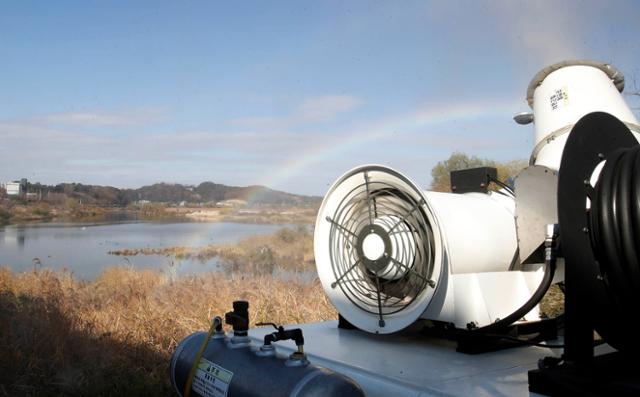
225 300 249 337
212 316 225 339
257 322 306 357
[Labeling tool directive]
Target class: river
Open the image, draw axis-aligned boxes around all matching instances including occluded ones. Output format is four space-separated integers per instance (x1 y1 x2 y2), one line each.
0 221 287 279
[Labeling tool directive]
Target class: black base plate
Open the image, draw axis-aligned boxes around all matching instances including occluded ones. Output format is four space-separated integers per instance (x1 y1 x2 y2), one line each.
337 315 560 354
420 318 559 355
338 314 358 330
529 351 640 396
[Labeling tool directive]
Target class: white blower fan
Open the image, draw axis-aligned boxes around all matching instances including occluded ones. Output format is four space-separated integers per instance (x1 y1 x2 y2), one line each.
314 60 640 335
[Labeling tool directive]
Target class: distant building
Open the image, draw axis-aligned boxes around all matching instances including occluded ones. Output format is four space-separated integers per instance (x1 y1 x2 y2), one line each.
6 183 20 196
6 179 27 197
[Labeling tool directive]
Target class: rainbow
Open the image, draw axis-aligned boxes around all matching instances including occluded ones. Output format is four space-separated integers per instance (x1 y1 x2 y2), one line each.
250 98 521 201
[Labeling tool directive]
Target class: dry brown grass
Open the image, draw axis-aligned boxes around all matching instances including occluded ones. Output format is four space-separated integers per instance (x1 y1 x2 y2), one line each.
0 266 335 396
110 226 315 274
539 283 564 318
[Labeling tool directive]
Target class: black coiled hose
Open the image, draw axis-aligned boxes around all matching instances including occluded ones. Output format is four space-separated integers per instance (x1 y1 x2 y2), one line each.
589 145 640 308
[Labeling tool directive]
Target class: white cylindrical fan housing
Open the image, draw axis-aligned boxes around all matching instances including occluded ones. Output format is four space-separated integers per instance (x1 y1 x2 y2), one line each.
314 165 517 334
315 60 638 335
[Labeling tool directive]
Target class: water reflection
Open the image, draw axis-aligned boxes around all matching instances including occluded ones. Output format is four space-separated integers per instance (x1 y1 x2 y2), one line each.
0 221 286 279
2 227 26 248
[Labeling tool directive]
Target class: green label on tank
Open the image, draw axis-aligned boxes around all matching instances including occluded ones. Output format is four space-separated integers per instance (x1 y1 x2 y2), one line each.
192 358 233 397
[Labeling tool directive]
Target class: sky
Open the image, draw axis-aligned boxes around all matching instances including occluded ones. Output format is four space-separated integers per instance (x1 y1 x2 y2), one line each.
1 1 639 196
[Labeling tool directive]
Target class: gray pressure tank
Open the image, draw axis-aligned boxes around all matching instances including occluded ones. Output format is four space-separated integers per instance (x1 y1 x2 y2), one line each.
171 331 365 397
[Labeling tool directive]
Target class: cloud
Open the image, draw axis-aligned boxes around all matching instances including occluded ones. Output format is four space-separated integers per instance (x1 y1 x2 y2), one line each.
296 95 362 121
9 108 167 128
421 1 640 87
229 95 362 129
0 109 333 189
485 1 590 63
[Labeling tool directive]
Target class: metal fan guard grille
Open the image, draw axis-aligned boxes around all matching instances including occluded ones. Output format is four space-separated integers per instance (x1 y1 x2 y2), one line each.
326 169 436 324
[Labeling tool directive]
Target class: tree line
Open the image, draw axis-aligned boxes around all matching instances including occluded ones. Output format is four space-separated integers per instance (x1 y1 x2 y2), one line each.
429 152 527 192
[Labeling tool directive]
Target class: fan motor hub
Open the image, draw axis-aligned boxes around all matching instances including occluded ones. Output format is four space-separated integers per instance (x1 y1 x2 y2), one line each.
356 224 392 272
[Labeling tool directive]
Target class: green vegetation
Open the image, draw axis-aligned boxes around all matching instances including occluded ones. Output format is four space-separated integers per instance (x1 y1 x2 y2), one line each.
137 203 173 220
0 202 58 224
16 181 321 208
31 205 51 218
0 207 10 224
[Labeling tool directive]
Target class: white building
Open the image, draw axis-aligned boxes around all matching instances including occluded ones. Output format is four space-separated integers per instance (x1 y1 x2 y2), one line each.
5 179 27 196
6 182 22 196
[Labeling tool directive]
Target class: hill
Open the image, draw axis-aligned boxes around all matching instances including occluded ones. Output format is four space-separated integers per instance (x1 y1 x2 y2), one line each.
22 181 320 207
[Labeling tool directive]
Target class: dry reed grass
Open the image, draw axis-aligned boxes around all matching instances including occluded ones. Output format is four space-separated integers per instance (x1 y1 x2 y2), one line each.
110 226 315 274
0 266 335 396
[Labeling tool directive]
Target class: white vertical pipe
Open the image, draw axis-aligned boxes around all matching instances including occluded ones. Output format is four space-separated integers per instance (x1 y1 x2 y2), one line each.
527 61 639 170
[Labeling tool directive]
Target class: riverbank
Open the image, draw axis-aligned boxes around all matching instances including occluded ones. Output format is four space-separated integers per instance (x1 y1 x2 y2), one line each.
166 205 318 225
0 201 144 225
0 200 318 226
0 266 335 395
109 225 315 274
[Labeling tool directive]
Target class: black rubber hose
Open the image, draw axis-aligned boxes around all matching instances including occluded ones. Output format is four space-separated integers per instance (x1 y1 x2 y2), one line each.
617 149 640 290
472 254 556 333
590 145 640 305
633 151 640 269
595 148 626 300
